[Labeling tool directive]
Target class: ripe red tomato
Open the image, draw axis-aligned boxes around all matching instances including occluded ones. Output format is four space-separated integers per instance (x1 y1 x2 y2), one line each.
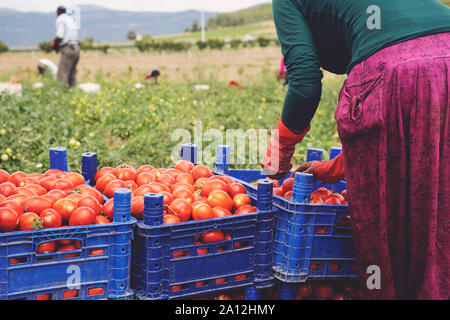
0 182 17 197
102 198 114 220
0 207 19 232
115 165 137 181
4 194 28 207
297 283 313 299
39 175 57 190
42 193 58 206
19 212 42 231
131 196 144 219
168 198 191 222
281 178 294 193
136 165 154 176
17 177 39 187
332 293 346 300
273 187 284 196
77 195 102 215
95 215 111 224
283 191 293 199
77 185 105 205
63 172 85 187
95 173 117 193
172 188 195 203
208 190 233 211
13 187 37 197
191 165 213 180
24 196 52 215
234 205 257 215
314 283 333 299
69 207 96 226
341 190 348 201
202 230 225 243
212 207 232 218
136 172 156 186
215 294 232 300
194 177 208 190
103 179 127 198
156 174 176 187
0 169 9 184
233 194 251 209
325 193 346 205
171 182 195 193
51 179 75 192
229 183 246 197
57 244 78 258
44 169 63 177
37 241 56 254
192 203 213 221
94 167 116 182
40 208 62 228
8 171 28 186
134 184 153 197
157 191 174 206
163 214 181 224
149 182 171 193
53 198 77 221
164 168 182 179
175 172 195 185
0 200 24 216
201 180 229 198
174 160 195 173
311 187 331 201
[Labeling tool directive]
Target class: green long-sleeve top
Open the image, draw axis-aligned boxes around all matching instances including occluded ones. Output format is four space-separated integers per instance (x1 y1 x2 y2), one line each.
274 0 450 131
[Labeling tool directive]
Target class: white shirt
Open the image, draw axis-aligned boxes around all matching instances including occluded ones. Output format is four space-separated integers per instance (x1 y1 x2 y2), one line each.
38 59 58 77
55 13 78 46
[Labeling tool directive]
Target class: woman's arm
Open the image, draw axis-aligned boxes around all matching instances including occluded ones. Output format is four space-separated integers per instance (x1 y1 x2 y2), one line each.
273 0 323 132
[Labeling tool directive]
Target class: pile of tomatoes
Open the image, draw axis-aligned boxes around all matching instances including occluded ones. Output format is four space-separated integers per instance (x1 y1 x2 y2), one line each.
95 160 257 224
269 176 348 205
0 168 111 234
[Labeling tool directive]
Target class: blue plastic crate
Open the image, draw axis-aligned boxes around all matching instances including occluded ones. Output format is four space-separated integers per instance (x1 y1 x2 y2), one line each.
213 145 356 283
131 170 275 300
0 148 136 300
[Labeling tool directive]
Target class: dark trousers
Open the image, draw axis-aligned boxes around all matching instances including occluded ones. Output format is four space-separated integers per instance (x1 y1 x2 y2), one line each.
57 44 80 88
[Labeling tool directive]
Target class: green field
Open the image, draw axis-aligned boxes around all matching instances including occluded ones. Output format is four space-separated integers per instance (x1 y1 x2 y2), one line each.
0 73 344 174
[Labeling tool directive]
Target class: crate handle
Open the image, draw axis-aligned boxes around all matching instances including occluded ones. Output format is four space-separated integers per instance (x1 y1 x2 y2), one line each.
180 143 198 165
81 152 98 186
113 188 131 223
256 179 273 212
215 145 231 173
49 147 68 172
292 172 313 204
143 193 164 226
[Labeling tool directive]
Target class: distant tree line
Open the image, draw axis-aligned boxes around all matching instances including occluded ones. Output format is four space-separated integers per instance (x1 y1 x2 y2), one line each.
0 41 9 53
134 35 279 53
207 3 273 28
37 38 109 53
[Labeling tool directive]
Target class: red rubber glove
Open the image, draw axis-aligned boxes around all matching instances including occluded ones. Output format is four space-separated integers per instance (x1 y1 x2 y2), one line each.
262 118 310 180
292 152 345 184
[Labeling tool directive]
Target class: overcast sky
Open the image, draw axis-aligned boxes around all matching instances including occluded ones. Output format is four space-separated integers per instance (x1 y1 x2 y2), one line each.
0 0 272 12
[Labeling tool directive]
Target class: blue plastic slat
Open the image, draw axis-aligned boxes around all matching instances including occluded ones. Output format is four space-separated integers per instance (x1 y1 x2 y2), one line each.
81 152 98 186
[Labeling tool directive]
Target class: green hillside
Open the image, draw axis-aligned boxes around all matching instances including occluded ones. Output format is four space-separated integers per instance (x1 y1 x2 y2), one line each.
207 3 273 28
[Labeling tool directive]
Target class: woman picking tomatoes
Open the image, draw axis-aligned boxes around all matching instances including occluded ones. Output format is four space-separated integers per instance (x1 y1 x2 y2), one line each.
262 0 449 300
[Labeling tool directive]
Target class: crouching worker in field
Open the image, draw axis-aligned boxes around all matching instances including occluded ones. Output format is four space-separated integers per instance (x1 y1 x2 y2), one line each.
262 0 450 300
144 70 161 87
52 5 80 88
37 59 58 79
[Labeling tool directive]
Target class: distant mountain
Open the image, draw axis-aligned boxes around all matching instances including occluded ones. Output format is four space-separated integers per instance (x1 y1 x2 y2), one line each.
0 6 216 47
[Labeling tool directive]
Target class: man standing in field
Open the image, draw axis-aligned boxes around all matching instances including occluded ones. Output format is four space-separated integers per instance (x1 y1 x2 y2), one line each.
52 5 80 88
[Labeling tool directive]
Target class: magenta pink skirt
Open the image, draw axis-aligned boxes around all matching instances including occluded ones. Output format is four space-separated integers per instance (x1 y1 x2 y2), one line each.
335 32 449 300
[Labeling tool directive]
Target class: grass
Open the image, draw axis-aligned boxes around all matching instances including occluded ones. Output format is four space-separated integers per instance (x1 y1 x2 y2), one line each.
0 71 344 174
